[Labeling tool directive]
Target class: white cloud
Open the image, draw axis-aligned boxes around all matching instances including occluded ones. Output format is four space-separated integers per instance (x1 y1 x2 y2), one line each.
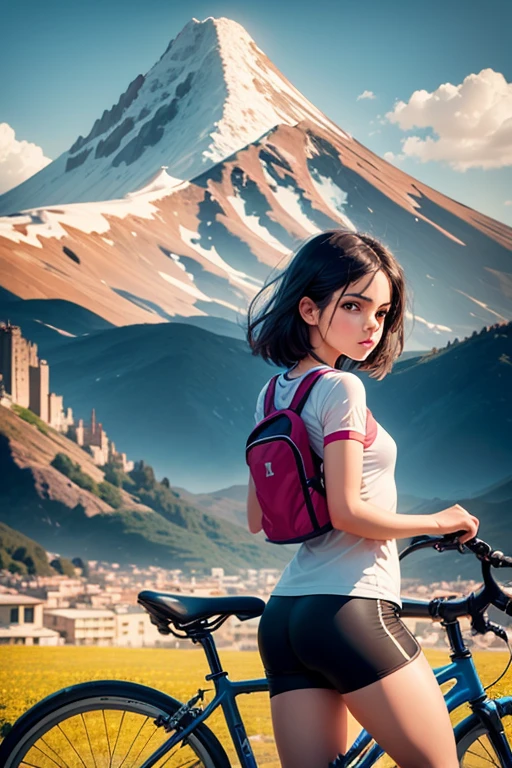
357 90 376 101
0 123 51 194
384 150 405 164
505 200 512 206
385 68 512 171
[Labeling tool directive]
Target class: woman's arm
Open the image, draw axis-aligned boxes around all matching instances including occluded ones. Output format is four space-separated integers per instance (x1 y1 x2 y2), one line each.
323 439 441 540
247 472 263 534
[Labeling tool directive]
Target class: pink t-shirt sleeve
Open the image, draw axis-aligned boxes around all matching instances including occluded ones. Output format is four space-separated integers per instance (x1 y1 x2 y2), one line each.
320 372 367 446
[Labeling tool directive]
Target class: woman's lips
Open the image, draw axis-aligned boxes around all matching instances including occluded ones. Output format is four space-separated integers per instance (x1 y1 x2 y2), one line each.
358 340 375 347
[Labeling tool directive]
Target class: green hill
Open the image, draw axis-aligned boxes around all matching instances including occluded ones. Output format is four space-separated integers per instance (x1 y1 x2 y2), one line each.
0 405 289 573
0 522 55 576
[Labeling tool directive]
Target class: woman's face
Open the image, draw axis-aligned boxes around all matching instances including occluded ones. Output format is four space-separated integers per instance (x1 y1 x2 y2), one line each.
302 269 393 363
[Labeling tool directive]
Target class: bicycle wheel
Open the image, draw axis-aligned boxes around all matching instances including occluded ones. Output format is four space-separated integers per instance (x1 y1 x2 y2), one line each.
457 698 512 767
0 680 231 768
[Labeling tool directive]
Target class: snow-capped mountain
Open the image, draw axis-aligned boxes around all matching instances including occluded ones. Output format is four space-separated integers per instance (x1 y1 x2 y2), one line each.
0 15 511 498
0 15 510 355
0 17 345 213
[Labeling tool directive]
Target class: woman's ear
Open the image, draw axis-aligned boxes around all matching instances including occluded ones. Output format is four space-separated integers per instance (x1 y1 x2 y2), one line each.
298 296 319 326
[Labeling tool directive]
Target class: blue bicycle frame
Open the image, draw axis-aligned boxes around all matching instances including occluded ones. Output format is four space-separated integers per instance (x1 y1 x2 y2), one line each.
140 601 512 768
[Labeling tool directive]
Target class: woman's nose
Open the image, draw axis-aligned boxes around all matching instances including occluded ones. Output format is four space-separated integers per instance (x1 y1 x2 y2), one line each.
365 316 380 332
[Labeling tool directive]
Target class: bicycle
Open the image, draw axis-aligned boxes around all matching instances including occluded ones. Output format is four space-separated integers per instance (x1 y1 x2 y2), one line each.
0 532 511 768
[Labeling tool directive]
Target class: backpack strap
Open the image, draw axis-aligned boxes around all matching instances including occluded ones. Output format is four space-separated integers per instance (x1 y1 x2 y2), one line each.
264 367 331 417
263 374 280 417
290 368 331 415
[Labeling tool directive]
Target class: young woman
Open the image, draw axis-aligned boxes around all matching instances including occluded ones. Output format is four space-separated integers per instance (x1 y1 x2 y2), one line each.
245 230 479 768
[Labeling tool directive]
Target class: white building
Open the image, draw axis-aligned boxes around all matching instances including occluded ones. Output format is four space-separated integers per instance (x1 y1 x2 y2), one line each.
0 593 60 646
44 608 116 645
230 615 260 651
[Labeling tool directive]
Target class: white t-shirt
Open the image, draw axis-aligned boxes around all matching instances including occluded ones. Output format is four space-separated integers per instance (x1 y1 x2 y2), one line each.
253 363 402 607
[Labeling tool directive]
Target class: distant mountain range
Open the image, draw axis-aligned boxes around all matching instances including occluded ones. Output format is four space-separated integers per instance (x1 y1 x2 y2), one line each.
362 321 512 498
39 318 510 498
179 476 512 584
400 475 512 583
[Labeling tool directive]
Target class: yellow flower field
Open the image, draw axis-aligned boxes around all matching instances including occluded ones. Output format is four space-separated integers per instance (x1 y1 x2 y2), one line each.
0 646 510 767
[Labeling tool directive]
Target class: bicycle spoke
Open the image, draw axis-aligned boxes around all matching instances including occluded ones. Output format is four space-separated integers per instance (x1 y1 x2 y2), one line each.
110 710 126 765
102 710 112 766
19 762 54 768
80 713 97 768
127 726 159 768
464 744 499 765
116 716 150 768
160 752 202 768
31 742 68 768
56 722 89 768
40 736 73 768
477 735 499 765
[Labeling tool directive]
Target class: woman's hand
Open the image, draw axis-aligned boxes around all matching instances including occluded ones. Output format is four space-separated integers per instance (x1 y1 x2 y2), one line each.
431 504 480 545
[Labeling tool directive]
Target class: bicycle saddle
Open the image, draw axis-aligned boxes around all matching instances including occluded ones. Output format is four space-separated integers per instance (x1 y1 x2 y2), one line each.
138 590 266 626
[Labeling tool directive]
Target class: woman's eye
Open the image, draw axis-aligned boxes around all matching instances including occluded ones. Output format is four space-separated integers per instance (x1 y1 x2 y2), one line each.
342 303 388 319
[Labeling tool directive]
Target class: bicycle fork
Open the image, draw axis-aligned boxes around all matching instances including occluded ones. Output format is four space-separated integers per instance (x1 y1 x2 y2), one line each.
471 695 512 768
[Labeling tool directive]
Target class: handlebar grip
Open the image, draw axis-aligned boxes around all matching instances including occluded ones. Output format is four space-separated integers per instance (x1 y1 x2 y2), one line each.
442 530 470 541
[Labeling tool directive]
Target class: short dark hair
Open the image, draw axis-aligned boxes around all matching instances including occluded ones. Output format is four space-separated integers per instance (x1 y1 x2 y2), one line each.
246 229 408 380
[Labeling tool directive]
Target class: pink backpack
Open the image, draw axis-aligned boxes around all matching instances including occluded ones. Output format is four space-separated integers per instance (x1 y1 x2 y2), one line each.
245 368 333 545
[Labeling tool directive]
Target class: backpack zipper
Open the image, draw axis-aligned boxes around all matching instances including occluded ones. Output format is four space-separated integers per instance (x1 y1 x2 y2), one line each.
246 434 320 530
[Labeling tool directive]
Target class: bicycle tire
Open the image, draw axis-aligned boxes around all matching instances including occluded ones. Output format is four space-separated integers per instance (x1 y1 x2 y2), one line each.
0 679 231 768
456 696 512 766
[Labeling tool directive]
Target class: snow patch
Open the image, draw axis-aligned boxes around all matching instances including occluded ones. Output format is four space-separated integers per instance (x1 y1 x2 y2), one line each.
33 319 76 337
179 225 248 277
261 161 320 234
158 270 209 300
226 194 290 254
309 173 356 231
0 173 189 247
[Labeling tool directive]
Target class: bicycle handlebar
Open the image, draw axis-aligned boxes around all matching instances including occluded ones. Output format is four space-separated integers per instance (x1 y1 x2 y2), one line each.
399 531 512 636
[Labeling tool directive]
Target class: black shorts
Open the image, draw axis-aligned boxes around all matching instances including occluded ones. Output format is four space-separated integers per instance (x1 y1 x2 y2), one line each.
257 594 421 698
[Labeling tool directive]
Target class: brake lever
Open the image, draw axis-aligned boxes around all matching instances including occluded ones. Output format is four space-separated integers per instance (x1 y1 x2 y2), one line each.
471 613 509 641
434 531 469 554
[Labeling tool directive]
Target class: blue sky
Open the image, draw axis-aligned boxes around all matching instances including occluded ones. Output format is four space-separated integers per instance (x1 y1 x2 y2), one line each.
1 0 511 225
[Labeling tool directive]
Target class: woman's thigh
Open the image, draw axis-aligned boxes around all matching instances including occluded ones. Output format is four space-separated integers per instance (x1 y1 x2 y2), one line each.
343 652 459 768
258 595 353 768
285 595 457 767
270 688 351 768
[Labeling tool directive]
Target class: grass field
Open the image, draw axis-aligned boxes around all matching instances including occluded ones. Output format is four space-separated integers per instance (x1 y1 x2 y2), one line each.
0 646 510 767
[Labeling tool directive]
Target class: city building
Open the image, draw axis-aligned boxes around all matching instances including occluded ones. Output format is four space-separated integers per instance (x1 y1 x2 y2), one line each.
29 356 49 422
0 593 60 645
44 608 116 645
0 322 31 408
0 321 133 470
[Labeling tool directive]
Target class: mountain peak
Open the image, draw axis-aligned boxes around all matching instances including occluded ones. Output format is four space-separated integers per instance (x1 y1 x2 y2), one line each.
0 16 345 213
